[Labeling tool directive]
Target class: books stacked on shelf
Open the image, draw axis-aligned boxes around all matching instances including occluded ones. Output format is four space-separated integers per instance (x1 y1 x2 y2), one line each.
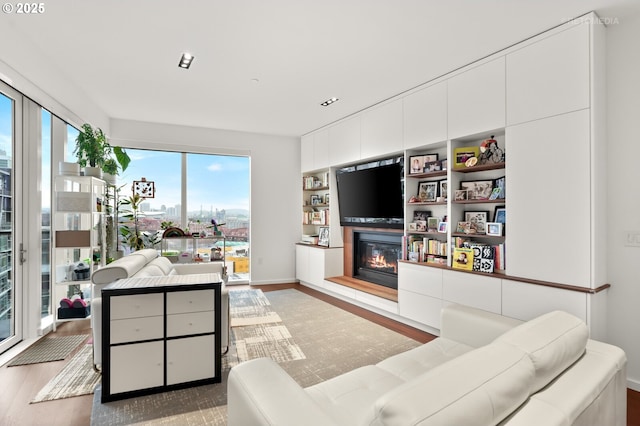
452 237 505 273
302 209 329 225
402 235 447 265
303 172 330 190
300 234 319 244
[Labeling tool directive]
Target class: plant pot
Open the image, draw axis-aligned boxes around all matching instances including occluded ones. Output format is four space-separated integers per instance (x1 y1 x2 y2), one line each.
84 166 103 178
103 172 116 184
59 161 80 176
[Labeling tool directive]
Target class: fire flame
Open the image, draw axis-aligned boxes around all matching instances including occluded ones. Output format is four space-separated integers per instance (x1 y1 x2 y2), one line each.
368 254 397 273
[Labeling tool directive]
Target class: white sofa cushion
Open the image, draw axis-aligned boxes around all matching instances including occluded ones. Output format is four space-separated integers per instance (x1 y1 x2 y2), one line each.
376 337 474 381
91 249 159 286
494 310 588 393
441 303 522 348
372 342 535 426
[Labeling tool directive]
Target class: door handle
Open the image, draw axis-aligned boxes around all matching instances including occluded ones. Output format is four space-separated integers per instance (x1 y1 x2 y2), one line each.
19 243 26 265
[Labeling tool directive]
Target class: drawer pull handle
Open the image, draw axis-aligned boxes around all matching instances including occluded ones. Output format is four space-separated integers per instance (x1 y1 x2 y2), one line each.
189 322 193 326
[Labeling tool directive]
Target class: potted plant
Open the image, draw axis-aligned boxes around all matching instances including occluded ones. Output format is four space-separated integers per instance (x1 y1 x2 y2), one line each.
119 193 161 252
74 123 109 177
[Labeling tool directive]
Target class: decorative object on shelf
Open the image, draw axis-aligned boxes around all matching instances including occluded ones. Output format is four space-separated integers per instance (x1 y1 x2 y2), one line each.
408 195 421 203
493 206 506 224
457 221 472 233
454 189 468 201
465 243 495 273
119 193 161 251
413 210 431 221
453 146 480 168
486 222 503 236
409 154 438 174
59 161 80 176
460 180 494 200
464 211 489 234
132 177 155 198
427 217 439 232
417 181 438 202
74 123 131 179
310 195 322 205
494 176 506 199
478 135 505 165
437 222 448 233
162 227 186 238
318 226 330 247
209 219 225 236
423 161 441 173
414 220 427 231
439 180 447 201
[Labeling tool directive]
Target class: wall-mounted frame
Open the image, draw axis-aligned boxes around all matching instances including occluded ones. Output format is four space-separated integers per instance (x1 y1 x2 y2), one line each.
460 180 494 200
318 226 330 247
494 206 506 224
486 222 503 236
417 181 438 202
453 147 480 168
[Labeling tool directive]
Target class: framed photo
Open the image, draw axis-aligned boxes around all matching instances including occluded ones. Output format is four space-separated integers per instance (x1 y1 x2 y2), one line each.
415 220 427 231
437 222 448 233
413 210 431 221
486 222 503 236
310 194 322 205
460 180 494 200
408 222 418 231
408 155 425 174
423 161 441 173
325 193 330 205
417 181 438 202
440 159 448 170
464 211 489 234
427 217 439 231
494 206 506 224
318 226 330 247
454 189 468 201
456 221 471 233
494 176 506 199
453 147 480 168
439 180 448 200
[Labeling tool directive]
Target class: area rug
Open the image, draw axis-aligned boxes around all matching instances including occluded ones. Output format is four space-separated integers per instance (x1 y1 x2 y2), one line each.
31 344 101 403
229 289 282 326
91 289 421 425
7 334 88 366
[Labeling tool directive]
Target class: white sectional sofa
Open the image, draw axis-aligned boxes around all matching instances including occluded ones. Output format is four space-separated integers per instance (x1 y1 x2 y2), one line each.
90 249 229 369
227 304 626 426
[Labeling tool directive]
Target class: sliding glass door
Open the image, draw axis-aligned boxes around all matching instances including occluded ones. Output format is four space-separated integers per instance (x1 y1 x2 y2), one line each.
0 83 22 353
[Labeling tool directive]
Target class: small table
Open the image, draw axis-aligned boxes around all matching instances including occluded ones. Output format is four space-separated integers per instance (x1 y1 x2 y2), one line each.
101 273 222 402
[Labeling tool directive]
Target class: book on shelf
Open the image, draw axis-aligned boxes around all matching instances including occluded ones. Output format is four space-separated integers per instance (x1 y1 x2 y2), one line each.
452 247 474 271
303 172 330 190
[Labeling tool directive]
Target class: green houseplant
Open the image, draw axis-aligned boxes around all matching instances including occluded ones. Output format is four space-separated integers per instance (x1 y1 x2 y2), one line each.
74 123 131 178
119 193 161 252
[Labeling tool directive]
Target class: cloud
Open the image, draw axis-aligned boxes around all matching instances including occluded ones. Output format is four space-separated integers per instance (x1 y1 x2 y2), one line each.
207 163 223 172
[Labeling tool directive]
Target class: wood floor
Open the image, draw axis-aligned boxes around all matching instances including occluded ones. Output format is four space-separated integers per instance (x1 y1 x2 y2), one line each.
0 282 638 425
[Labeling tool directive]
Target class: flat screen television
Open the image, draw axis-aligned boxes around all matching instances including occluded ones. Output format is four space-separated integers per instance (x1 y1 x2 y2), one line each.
335 159 404 229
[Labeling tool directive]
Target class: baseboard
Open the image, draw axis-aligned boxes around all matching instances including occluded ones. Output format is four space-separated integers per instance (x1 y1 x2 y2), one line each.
628 378 640 392
249 278 298 285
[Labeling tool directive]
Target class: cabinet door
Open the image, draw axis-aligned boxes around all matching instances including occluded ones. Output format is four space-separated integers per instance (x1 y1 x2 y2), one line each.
167 311 216 337
167 335 216 385
506 23 590 126
167 290 215 315
301 134 314 172
506 110 590 286
361 100 403 160
398 262 443 298
448 57 506 139
110 293 164 320
501 279 587 322
295 245 310 283
314 129 330 170
442 270 501 314
110 341 163 394
308 247 326 287
328 116 361 166
403 82 448 149
399 290 443 329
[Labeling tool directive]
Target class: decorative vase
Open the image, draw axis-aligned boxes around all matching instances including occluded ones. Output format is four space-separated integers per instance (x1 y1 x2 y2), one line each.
103 173 116 184
59 161 80 176
84 166 103 178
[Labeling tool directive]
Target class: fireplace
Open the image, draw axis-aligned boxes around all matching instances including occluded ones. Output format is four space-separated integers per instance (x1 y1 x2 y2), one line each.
353 231 401 289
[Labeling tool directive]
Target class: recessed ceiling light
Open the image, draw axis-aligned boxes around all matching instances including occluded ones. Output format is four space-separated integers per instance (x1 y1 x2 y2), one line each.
178 52 195 69
320 97 339 106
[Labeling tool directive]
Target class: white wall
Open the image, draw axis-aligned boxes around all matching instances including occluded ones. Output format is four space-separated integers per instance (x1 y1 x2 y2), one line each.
109 119 301 285
606 11 640 391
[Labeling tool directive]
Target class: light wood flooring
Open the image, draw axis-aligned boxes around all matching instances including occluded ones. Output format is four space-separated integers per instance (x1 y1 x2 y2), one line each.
0 283 638 425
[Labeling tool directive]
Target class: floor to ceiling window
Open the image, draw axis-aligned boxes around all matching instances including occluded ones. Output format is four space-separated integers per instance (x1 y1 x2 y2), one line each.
118 148 250 282
41 110 51 319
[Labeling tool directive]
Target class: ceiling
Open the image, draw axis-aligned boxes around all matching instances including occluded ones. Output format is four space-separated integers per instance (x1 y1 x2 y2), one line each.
3 0 640 138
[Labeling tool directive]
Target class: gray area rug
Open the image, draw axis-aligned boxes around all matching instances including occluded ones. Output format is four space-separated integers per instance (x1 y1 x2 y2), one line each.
229 288 282 326
31 344 101 403
91 289 421 425
7 334 88 366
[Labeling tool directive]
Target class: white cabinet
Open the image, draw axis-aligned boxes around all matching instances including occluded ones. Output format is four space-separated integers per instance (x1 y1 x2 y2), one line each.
101 276 222 402
361 99 403 160
53 175 106 323
506 23 590 126
328 116 361 166
442 270 502 314
301 134 314 172
448 57 506 139
501 279 587 322
403 82 448 149
398 262 443 328
506 110 591 287
296 245 344 287
301 129 330 172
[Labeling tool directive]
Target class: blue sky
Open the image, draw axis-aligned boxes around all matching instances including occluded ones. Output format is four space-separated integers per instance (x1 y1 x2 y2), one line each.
0 93 250 213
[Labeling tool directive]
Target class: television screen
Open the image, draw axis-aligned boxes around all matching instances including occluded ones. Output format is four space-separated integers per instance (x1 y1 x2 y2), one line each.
336 161 404 228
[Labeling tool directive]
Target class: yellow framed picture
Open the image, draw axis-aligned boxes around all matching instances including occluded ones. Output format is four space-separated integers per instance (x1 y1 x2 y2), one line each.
452 247 474 270
453 146 480 169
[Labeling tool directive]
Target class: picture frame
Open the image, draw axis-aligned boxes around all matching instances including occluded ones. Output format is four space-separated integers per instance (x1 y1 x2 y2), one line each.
493 206 506 224
423 161 441 173
437 222 448 233
439 180 448 200
440 159 448 170
486 222 503 236
464 211 489 234
494 176 506 199
408 155 425 174
325 193 330 205
310 194 322 205
456 221 471 233
408 222 418 231
454 189 468 201
460 180 494 200
427 217 439 231
453 147 480 168
415 220 427 231
417 181 438 202
318 226 330 247
413 210 431 221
